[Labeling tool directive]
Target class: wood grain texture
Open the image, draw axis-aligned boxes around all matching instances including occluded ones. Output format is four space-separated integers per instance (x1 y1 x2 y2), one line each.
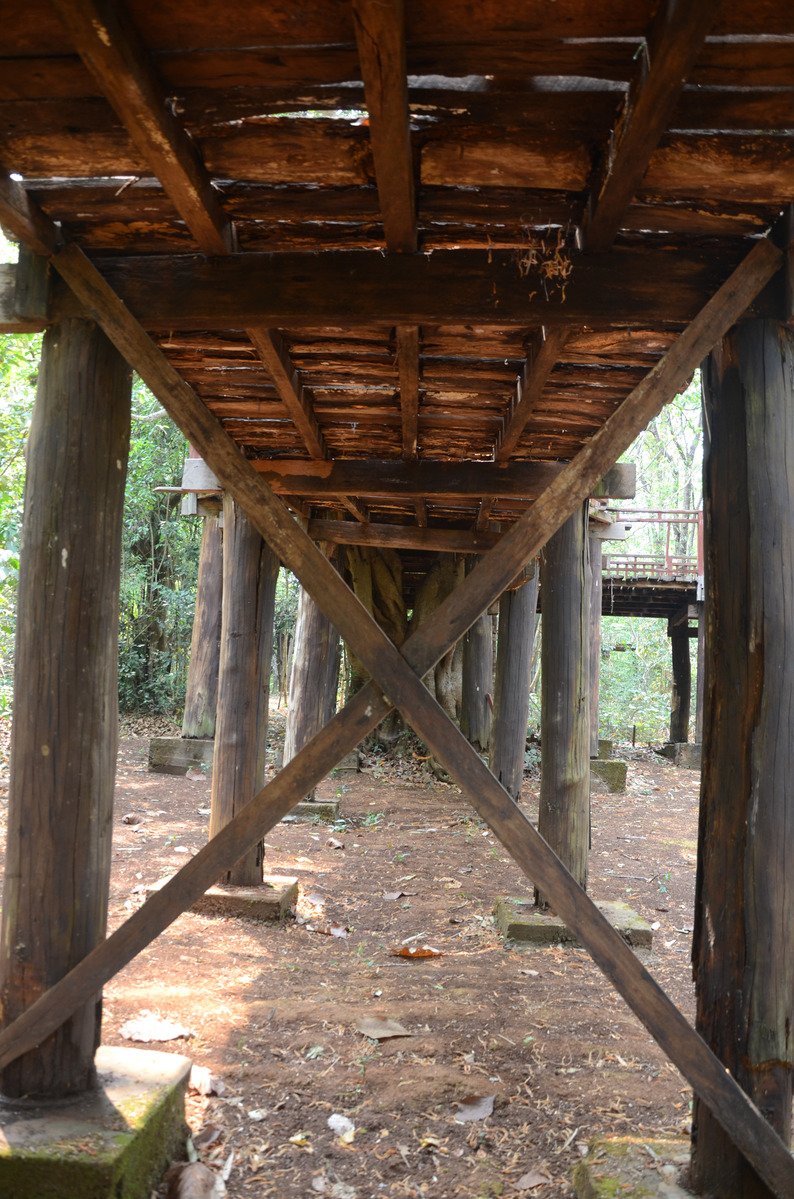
668 624 691 743
490 571 538 799
283 584 341 802
0 317 131 1097
588 534 603 756
181 512 222 740
497 328 570 461
307 518 500 554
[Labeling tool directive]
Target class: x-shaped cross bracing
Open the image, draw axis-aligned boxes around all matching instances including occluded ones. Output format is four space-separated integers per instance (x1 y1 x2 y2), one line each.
0 236 791 1196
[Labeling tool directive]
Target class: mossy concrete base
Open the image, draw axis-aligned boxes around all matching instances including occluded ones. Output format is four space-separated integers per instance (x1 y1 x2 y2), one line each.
659 743 702 770
495 897 652 950
0 1045 190 1199
590 758 628 793
282 800 340 823
191 874 298 920
597 739 614 760
148 736 213 776
332 750 360 775
573 1136 692 1198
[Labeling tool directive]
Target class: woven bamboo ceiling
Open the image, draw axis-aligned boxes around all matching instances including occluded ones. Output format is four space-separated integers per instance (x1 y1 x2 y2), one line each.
2 1 792 540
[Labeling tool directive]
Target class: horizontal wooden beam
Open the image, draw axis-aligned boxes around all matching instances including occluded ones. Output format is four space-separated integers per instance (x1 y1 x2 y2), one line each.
307 519 500 554
496 327 570 461
50 246 775 330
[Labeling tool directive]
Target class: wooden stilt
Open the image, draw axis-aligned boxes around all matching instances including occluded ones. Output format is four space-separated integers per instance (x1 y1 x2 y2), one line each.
588 533 603 757
694 600 705 744
691 320 794 1197
669 624 691 744
209 496 277 885
490 569 538 799
537 505 590 902
460 562 494 752
0 318 131 1098
283 584 341 799
181 512 223 740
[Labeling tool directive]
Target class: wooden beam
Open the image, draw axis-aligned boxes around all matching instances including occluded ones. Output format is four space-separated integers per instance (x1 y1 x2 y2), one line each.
49 0 234 255
0 261 49 333
0 173 59 258
307 519 500 554
397 325 420 458
252 458 561 499
245 327 326 459
352 0 415 254
496 327 570 461
582 0 719 251
56 246 773 330
7 196 792 1195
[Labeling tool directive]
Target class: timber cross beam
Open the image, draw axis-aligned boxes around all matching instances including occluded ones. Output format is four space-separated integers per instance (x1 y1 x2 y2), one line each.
0 184 792 1193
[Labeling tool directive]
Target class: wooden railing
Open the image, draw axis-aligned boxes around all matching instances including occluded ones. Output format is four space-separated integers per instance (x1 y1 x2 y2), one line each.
602 509 702 582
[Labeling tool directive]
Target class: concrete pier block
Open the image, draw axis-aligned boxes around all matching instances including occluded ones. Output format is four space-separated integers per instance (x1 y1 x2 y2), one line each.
148 737 213 776
191 875 298 921
590 758 628 793
495 897 652 950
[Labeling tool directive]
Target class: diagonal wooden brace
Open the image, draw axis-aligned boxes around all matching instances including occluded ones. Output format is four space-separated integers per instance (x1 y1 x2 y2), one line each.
3 238 791 1196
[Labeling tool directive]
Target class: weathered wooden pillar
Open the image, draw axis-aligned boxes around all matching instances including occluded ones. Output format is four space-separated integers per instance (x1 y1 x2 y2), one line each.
181 511 222 739
588 533 603 757
461 559 494 752
694 600 705 743
209 495 278 885
536 504 590 904
669 624 691 743
691 321 794 1197
490 567 538 800
283 582 341 799
0 318 131 1098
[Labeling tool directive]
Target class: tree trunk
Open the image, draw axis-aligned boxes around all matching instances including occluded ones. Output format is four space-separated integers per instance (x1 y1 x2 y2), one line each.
490 568 539 799
691 321 794 1198
283 583 341 798
669 624 691 743
209 496 278 885
588 533 603 757
0 319 131 1098
536 505 590 905
181 512 222 739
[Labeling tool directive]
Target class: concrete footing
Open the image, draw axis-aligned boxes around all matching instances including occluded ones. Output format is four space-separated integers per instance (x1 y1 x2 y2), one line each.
494 897 652 950
573 1136 692 1198
0 1046 190 1199
659 742 702 770
590 758 628 793
191 875 298 920
597 739 613 759
332 750 360 775
148 736 213 776
282 800 340 823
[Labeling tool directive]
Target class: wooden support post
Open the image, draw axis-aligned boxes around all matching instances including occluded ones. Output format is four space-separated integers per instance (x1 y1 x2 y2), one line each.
283 585 341 799
694 600 705 744
692 321 794 1196
0 318 131 1098
669 625 691 744
537 505 590 902
460 560 494 753
181 512 222 740
588 532 603 757
209 496 277 885
490 569 539 799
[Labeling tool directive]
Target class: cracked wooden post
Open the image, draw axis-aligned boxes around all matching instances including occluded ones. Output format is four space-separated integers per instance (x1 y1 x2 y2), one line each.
536 504 590 904
283 583 341 800
181 510 222 740
490 566 538 800
669 623 691 744
692 320 794 1196
209 495 278 885
0 318 131 1097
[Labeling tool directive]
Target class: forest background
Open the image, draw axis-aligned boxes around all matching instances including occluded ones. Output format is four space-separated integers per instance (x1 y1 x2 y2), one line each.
0 234 701 744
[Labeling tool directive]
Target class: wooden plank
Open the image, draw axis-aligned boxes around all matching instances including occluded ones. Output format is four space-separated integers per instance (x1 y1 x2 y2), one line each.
252 458 562 499
307 518 500 554
496 327 570 461
49 0 233 255
0 174 59 258
353 0 415 254
397 325 420 458
581 0 720 250
66 246 766 329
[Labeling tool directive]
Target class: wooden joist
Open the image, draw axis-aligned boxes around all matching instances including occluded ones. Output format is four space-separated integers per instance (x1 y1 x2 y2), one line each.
396 325 420 458
53 246 774 329
307 519 500 554
582 0 719 251
496 328 571 462
0 225 790 1198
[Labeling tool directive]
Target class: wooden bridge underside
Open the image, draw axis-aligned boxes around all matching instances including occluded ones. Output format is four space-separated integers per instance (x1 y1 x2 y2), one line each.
0 1 793 1193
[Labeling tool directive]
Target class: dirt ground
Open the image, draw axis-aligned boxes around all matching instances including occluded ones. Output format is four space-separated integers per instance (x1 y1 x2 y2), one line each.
0 715 702 1198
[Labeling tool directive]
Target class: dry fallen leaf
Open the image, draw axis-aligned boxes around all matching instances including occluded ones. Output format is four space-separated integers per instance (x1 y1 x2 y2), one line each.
355 1016 413 1041
121 812 142 825
390 945 443 959
326 836 345 850
454 1094 495 1123
382 890 405 901
189 1065 224 1096
165 1161 225 1199
120 1010 195 1043
516 1168 552 1190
